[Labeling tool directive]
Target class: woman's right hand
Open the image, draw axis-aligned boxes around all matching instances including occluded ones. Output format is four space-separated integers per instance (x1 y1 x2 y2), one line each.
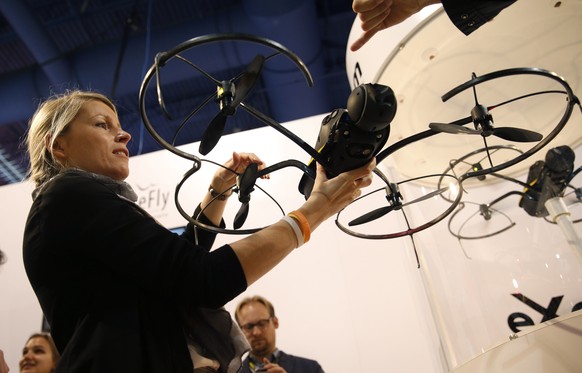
230 158 375 285
299 158 376 231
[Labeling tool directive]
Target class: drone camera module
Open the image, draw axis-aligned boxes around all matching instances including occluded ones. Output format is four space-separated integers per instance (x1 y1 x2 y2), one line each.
347 83 397 131
519 145 575 217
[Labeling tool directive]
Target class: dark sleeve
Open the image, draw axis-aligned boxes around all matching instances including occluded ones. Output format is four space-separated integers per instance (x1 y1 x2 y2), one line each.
180 204 225 252
278 352 324 373
441 0 517 35
34 173 247 309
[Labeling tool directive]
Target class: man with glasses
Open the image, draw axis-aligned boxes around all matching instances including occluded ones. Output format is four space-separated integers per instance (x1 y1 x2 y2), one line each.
234 295 324 373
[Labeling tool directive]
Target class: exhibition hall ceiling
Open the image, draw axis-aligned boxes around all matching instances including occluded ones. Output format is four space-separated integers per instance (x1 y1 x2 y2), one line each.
0 0 356 186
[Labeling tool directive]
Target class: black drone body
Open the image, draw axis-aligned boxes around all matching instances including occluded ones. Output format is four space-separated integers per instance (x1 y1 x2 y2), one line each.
299 83 397 197
519 145 576 217
443 144 580 242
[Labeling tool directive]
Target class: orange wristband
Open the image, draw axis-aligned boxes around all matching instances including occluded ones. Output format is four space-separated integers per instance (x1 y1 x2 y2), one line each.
281 216 304 247
288 210 311 244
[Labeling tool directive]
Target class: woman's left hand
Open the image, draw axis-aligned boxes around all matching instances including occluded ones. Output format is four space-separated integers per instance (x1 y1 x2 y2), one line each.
210 151 269 195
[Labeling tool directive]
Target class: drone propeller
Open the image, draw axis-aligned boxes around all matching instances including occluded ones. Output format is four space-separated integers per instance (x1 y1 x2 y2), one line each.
348 184 449 226
199 54 265 155
349 183 401 226
429 120 543 142
233 162 259 229
428 117 473 134
429 73 543 143
491 127 542 142
349 205 398 227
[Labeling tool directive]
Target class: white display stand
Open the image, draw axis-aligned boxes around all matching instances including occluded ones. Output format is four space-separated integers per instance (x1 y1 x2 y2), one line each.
347 0 582 370
452 309 582 373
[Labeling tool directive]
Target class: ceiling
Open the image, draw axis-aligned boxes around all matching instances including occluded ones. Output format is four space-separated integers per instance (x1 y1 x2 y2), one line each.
0 0 357 186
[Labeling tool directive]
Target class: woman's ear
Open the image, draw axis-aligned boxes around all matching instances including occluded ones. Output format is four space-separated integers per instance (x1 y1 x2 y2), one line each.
45 135 67 162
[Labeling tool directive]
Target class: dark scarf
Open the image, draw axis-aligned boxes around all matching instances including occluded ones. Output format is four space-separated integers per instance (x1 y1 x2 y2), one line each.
32 168 138 202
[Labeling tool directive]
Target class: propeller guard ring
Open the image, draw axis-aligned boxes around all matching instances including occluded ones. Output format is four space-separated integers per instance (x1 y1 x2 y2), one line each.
138 33 314 162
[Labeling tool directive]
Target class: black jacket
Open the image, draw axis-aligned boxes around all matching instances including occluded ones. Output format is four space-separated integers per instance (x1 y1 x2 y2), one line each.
23 170 247 372
442 0 517 35
239 350 324 373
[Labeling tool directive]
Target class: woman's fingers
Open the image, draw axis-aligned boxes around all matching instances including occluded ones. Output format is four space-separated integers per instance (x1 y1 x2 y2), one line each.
312 159 375 207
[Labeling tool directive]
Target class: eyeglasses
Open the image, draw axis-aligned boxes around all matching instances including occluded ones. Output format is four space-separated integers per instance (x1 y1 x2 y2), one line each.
240 318 272 333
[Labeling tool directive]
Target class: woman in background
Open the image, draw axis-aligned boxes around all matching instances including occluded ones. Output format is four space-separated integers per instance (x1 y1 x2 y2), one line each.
20 333 60 373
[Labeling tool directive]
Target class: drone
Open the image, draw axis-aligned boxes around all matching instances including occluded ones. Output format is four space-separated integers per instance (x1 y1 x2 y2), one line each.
138 33 580 240
441 144 581 243
519 145 579 218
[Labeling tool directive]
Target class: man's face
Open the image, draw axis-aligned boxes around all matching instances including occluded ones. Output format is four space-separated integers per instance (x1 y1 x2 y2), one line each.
237 301 278 358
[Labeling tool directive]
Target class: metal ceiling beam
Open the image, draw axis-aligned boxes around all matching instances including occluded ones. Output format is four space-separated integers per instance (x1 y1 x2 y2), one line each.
0 0 331 125
0 0 78 86
0 148 25 183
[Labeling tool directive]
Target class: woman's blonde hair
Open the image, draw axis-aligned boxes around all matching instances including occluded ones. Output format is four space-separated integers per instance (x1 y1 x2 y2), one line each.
26 90 116 187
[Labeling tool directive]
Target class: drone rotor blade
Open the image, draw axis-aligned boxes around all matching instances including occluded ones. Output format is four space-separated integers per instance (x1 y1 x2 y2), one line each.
401 186 450 207
198 56 264 156
238 163 259 195
429 122 480 135
233 203 249 229
348 205 396 226
199 113 227 155
232 55 265 108
232 163 259 229
492 127 543 142
348 185 450 227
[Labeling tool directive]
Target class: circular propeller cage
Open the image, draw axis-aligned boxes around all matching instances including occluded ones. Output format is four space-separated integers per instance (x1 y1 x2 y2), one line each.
429 67 578 181
335 170 464 239
139 33 314 163
440 145 581 243
437 145 525 241
139 33 318 235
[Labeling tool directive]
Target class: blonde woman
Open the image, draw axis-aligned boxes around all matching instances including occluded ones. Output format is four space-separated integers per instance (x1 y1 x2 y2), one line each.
22 90 374 372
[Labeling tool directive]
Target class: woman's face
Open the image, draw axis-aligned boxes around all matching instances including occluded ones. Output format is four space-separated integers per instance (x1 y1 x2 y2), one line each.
54 99 131 180
19 337 56 373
